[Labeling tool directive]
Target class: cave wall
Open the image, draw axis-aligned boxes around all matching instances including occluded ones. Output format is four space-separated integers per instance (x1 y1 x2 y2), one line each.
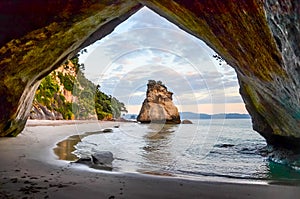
139 0 300 148
0 0 299 148
0 0 143 136
260 0 300 147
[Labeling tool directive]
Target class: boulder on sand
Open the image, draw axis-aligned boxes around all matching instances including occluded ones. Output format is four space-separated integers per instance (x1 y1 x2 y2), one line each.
75 151 114 170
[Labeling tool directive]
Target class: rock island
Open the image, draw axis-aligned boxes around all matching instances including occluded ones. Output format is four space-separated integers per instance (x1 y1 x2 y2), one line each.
137 80 180 124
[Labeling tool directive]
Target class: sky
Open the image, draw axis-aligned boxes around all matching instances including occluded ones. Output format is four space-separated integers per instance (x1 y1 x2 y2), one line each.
79 7 247 114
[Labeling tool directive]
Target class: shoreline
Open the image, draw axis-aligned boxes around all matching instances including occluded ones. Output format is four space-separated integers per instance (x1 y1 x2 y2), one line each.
52 128 270 184
25 119 119 126
1 120 300 198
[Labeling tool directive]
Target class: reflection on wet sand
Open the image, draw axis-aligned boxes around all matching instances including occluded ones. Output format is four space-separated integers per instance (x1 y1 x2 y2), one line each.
141 124 177 173
53 130 108 161
144 123 175 139
53 134 81 161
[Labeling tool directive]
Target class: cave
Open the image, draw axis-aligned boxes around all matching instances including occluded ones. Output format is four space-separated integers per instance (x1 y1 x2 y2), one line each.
0 0 300 149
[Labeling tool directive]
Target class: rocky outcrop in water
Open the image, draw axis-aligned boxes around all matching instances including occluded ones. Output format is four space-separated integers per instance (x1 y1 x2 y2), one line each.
181 120 193 124
137 80 180 124
0 1 300 149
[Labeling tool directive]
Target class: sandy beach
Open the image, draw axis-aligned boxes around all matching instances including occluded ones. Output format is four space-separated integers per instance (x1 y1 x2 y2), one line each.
0 120 300 199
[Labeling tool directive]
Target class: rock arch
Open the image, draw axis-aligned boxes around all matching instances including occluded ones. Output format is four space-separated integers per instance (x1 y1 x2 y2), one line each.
0 0 299 149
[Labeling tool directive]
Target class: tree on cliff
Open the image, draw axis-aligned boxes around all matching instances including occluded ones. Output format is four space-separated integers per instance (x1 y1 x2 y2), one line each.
94 85 127 120
31 56 127 120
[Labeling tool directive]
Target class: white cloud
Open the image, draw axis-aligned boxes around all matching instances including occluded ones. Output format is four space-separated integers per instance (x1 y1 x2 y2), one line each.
79 7 244 113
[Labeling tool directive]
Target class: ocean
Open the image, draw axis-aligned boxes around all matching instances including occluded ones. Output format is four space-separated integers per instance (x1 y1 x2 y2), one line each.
58 119 300 183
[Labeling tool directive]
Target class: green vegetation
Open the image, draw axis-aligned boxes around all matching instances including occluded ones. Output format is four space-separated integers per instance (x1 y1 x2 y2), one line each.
57 72 75 92
35 75 59 109
33 55 127 120
35 73 75 119
94 85 127 120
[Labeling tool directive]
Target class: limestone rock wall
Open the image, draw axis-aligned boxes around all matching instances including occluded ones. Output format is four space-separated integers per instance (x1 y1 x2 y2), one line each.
139 0 300 148
0 0 142 136
137 80 181 124
257 0 300 147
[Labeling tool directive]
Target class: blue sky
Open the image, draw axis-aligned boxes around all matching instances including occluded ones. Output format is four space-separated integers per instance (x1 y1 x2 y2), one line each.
79 7 246 114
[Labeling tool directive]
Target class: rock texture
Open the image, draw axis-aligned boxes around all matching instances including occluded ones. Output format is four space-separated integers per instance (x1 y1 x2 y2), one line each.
259 0 300 148
75 151 114 171
29 62 76 120
30 103 63 120
29 60 100 121
0 1 300 149
137 80 180 124
139 0 300 149
0 0 142 136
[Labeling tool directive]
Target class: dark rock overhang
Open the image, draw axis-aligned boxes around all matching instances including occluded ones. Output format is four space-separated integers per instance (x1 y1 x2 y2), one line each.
0 0 299 149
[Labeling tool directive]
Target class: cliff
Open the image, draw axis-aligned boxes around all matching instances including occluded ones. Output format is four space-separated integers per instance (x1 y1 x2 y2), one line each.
0 1 300 149
30 57 126 121
29 59 92 120
0 0 142 136
137 80 180 124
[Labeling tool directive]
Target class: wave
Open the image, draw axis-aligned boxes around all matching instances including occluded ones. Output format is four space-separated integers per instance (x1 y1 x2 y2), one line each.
176 169 268 181
267 149 300 171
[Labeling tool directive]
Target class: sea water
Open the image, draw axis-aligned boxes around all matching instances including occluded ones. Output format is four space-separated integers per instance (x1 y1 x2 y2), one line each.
72 119 300 182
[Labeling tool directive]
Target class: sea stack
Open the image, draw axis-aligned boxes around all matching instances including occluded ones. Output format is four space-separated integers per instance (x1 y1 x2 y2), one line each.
137 80 180 124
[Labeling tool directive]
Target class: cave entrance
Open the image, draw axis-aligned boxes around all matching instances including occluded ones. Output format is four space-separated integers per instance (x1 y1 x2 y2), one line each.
78 7 247 117
32 7 248 123
50 7 258 175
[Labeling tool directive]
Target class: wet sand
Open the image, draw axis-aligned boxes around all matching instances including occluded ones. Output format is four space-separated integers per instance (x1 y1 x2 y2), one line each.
0 120 300 198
